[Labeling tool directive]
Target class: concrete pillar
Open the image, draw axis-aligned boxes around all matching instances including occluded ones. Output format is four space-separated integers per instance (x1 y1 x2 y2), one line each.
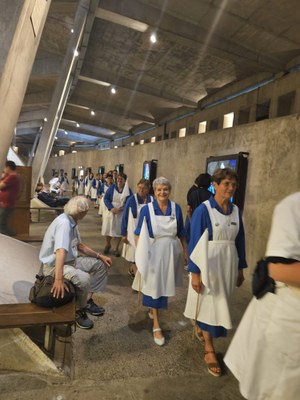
31 0 92 195
0 0 51 172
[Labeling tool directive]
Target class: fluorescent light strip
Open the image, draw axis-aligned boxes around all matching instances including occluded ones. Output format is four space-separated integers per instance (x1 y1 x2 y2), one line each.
95 8 149 32
79 75 111 87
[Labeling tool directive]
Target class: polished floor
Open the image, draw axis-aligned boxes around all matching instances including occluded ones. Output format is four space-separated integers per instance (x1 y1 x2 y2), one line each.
0 205 252 400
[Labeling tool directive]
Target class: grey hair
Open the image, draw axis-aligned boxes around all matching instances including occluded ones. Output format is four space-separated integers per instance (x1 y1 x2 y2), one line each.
64 195 89 216
152 177 171 191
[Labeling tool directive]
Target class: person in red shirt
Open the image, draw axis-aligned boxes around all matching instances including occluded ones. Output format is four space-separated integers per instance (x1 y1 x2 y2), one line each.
0 161 20 236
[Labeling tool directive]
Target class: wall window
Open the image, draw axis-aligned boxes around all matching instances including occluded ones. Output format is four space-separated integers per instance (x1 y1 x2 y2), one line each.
151 136 156 143
277 91 295 117
179 128 186 138
223 112 234 128
198 121 207 134
58 150 65 156
209 118 219 131
140 139 144 145
238 108 250 125
256 101 270 121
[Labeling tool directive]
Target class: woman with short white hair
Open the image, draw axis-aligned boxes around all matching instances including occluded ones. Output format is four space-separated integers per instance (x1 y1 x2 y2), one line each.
133 177 188 346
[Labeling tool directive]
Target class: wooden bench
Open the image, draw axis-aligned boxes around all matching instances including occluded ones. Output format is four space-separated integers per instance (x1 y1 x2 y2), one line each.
0 301 75 351
0 234 75 353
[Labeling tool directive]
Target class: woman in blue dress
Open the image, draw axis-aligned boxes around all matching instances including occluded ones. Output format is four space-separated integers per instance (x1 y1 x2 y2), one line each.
134 177 188 346
184 168 247 376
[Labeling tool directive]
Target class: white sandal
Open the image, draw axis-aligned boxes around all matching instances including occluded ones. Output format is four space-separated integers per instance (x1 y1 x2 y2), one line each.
153 328 165 346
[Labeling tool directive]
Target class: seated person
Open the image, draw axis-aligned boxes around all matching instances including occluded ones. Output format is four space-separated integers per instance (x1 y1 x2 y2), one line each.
35 183 69 207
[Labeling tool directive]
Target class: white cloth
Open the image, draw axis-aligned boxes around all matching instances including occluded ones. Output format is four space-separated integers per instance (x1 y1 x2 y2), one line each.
224 192 300 400
122 194 151 262
184 200 239 329
101 187 123 237
133 201 183 299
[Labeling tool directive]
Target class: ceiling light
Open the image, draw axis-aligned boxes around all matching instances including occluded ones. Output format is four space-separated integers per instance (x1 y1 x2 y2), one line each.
76 123 80 128
95 8 149 32
71 28 74 33
44 117 47 122
111 87 117 94
90 110 95 116
64 130 68 135
79 76 111 87
74 49 79 57
150 33 157 44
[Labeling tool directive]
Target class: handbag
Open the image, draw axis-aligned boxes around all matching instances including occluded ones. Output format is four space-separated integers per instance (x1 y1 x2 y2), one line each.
29 274 75 308
252 258 276 299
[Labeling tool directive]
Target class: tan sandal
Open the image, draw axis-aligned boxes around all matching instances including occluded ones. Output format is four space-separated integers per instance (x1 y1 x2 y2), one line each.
204 351 222 377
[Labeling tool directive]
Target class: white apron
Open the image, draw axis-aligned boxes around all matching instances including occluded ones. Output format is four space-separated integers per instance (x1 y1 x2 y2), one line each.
90 181 98 200
224 284 300 400
133 201 183 299
101 188 123 237
122 194 153 262
184 200 239 329
84 178 93 197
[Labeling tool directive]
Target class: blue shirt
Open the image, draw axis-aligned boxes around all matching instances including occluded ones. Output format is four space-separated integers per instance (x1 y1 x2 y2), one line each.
104 184 132 210
39 213 81 266
188 196 247 273
134 199 186 238
121 193 153 236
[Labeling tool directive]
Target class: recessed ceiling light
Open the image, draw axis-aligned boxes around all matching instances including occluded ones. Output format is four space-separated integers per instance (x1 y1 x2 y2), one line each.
71 28 74 33
150 33 157 44
76 123 80 128
111 87 117 94
91 110 95 116
44 117 47 122
74 49 79 57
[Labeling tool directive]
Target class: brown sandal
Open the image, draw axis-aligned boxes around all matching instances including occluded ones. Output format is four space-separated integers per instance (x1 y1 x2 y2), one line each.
204 351 222 377
195 326 205 345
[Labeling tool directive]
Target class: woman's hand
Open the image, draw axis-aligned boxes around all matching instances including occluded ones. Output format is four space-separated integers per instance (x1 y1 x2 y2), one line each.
236 269 245 287
191 273 202 293
123 236 129 244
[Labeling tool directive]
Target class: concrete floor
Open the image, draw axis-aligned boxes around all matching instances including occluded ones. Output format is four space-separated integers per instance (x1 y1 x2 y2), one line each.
0 205 252 400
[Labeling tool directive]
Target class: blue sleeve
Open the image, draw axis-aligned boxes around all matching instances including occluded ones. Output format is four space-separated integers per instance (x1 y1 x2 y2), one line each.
236 209 248 269
91 179 96 188
175 204 186 238
134 205 154 238
121 195 136 236
104 185 114 210
97 183 103 196
188 204 212 273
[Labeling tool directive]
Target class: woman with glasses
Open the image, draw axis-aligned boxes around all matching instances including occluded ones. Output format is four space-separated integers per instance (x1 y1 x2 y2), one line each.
184 168 247 377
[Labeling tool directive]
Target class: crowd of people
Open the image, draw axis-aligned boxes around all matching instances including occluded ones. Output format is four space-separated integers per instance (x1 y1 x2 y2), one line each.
2 161 298 398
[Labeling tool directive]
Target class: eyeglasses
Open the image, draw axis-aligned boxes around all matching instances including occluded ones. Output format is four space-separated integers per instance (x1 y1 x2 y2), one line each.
220 181 238 188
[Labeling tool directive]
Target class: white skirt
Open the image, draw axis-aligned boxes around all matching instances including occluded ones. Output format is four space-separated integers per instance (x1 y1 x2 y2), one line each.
224 284 300 400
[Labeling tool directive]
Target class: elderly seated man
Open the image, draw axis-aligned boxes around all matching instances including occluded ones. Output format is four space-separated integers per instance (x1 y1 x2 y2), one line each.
39 196 113 329
35 183 69 207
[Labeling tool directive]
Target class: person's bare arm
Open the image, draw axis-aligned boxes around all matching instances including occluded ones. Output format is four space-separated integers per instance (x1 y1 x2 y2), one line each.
268 261 300 287
78 242 112 267
51 248 68 298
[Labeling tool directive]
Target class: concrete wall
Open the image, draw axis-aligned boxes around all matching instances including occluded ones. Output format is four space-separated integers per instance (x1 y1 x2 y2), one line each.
46 114 300 273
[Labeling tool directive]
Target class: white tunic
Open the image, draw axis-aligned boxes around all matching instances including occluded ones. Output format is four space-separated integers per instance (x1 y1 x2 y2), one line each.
184 200 239 329
133 201 183 299
101 187 123 237
224 192 300 400
122 194 152 262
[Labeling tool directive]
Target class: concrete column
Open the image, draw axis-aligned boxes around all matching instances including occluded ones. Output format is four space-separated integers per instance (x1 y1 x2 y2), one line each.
0 0 51 171
31 0 92 195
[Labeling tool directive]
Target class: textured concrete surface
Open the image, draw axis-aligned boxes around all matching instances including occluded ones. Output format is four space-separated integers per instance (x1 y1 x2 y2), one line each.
0 205 252 400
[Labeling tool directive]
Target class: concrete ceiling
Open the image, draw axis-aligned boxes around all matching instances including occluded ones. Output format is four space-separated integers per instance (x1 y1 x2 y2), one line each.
15 0 300 155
